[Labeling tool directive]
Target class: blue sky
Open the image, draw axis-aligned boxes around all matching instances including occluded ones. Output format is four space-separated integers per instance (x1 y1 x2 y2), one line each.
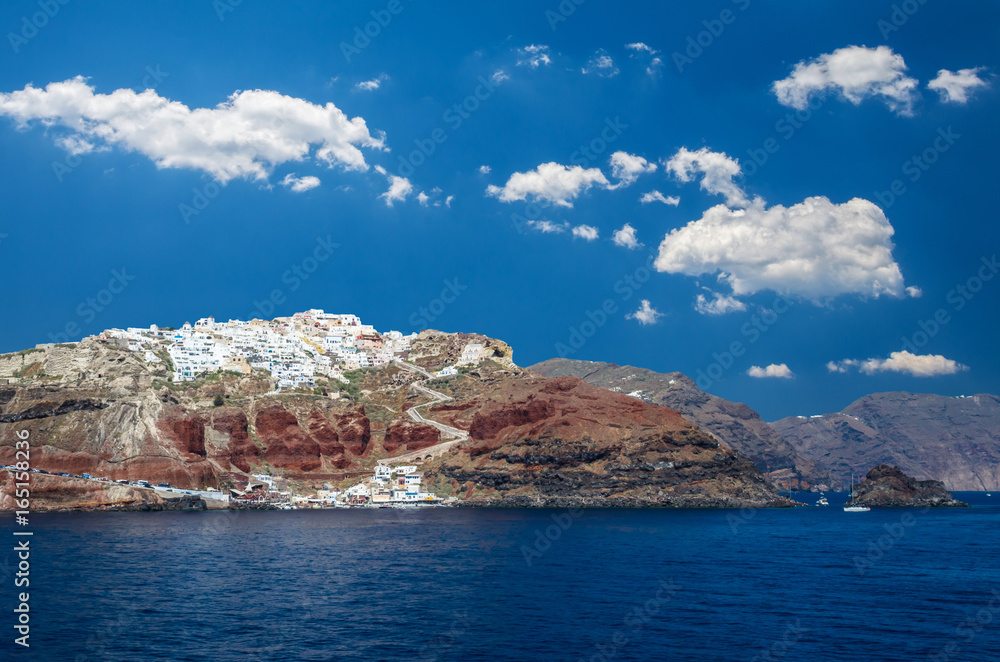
0 0 997 419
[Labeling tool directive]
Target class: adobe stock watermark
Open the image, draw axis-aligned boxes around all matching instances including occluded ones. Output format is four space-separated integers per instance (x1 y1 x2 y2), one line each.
408 278 468 330
877 0 930 39
579 577 681 661
509 115 629 235
544 0 587 31
738 95 826 180
53 65 169 183
246 235 340 320
396 75 498 178
929 589 1000 662
671 0 751 73
213 0 243 22
899 254 998 355
521 507 583 566
873 126 960 210
340 0 413 63
7 0 71 54
695 292 797 391
852 509 926 576
48 268 136 343
555 254 655 358
750 620 808 662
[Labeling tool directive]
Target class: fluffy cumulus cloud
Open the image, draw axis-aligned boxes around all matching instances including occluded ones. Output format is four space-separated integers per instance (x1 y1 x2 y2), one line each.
828 351 968 377
280 173 320 193
640 190 679 205
478 165 491 174
572 224 599 241
694 290 747 315
927 67 990 103
772 45 919 116
486 162 611 207
517 44 552 68
354 74 388 91
612 223 642 250
656 195 906 301
626 300 663 325
747 364 794 379
374 166 413 207
0 76 385 183
664 147 749 208
582 49 619 77
609 151 656 187
490 69 510 85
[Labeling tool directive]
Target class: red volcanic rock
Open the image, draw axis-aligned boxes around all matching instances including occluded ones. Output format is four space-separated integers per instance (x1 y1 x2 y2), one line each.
307 410 352 469
332 405 371 457
212 410 258 472
158 414 206 457
383 420 440 453
255 405 322 472
470 399 555 441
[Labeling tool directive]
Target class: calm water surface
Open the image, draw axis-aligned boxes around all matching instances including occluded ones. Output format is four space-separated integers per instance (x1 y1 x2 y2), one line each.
3 493 999 661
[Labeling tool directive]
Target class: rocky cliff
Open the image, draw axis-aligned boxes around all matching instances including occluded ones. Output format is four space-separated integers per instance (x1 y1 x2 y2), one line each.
850 464 969 507
529 359 834 491
421 376 791 507
0 331 789 509
773 392 1000 491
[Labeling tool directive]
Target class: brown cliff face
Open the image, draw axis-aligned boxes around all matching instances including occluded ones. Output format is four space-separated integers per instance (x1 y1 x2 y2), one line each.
851 464 968 507
529 359 834 491
211 410 258 473
383 420 440 453
0 473 207 512
425 376 789 507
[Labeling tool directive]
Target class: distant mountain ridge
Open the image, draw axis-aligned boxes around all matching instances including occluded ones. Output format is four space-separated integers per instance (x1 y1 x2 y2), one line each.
773 391 1000 491
529 358 835 491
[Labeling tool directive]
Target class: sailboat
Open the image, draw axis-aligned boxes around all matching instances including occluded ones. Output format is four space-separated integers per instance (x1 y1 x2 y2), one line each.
843 472 870 512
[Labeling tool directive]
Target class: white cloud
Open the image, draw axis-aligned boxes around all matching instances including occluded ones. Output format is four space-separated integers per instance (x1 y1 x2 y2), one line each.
625 42 657 54
609 151 656 187
486 162 611 207
582 50 619 77
354 74 388 91
694 290 747 316
444 195 454 208
526 220 568 234
517 45 551 68
417 191 430 206
829 351 968 377
772 45 919 116
379 175 413 207
491 69 510 85
665 147 750 208
906 286 923 298
280 173 320 193
0 76 385 183
612 223 643 250
655 196 906 301
747 364 794 379
626 300 664 325
927 67 990 104
478 165 491 174
640 190 680 205
572 224 599 241
625 43 663 75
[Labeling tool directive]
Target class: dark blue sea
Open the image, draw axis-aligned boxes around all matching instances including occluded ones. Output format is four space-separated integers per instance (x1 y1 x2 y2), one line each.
3 493 1000 661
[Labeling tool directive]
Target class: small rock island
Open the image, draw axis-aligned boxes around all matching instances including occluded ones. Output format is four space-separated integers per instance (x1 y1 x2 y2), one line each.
851 464 969 507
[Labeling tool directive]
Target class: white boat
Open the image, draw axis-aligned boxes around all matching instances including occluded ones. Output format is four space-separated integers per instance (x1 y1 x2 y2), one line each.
816 496 829 506
843 472 870 512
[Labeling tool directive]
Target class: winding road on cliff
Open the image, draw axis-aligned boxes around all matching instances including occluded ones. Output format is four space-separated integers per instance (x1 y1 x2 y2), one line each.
386 359 468 464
